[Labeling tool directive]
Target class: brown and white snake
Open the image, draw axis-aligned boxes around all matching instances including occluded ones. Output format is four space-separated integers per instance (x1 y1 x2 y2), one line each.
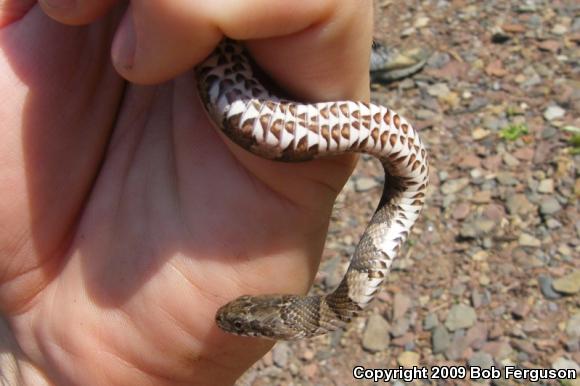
196 39 429 340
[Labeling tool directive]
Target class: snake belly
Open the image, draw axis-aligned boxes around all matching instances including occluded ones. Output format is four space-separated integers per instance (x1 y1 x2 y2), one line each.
195 39 429 340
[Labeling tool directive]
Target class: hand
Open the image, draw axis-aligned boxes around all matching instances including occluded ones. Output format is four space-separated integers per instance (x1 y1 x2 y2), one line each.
0 1 372 384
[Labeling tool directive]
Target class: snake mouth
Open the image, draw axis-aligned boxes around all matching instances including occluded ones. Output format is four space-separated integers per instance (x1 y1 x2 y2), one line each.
215 294 308 340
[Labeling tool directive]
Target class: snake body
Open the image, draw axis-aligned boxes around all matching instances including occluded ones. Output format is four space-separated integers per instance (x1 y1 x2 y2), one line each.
196 40 429 340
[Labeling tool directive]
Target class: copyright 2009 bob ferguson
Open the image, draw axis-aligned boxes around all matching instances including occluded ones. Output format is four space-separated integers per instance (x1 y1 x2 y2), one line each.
352 365 578 383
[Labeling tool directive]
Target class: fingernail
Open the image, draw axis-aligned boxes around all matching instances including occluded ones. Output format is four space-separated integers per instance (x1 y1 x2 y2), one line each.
112 12 137 70
43 0 76 9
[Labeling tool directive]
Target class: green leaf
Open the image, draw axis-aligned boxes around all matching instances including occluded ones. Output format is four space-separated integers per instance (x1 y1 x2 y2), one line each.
499 123 529 141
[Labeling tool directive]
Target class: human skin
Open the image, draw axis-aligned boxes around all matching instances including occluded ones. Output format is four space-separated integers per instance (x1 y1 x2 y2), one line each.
0 0 372 385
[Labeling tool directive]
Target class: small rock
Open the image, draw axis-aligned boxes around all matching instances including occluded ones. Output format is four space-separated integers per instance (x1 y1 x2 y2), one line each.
540 197 562 215
393 293 412 321
552 270 580 295
322 256 343 289
552 357 580 372
565 339 579 353
300 349 315 361
481 341 513 362
472 191 492 204
496 172 518 186
566 314 580 339
362 314 390 352
414 16 430 28
511 303 530 319
538 274 562 299
355 177 379 192
538 40 562 52
471 290 483 308
391 332 415 348
485 59 507 77
441 178 470 194
479 275 491 286
469 351 494 370
459 154 482 169
452 202 471 220
427 83 450 97
502 152 520 167
424 313 439 330
506 194 535 215
543 105 566 121
537 179 554 193
488 323 503 340
432 325 451 354
445 304 477 331
475 219 495 234
303 363 318 378
518 233 541 247
472 128 490 140
551 24 568 35
272 342 291 367
465 323 488 349
391 317 411 338
472 250 489 261
513 147 534 161
445 331 470 361
397 351 420 368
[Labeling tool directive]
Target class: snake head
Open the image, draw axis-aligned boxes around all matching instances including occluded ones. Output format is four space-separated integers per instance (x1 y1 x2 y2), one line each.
215 294 313 340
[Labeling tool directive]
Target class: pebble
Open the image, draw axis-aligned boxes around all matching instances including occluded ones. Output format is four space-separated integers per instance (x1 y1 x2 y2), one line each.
432 325 451 354
397 351 420 368
424 313 439 330
355 177 379 192
518 233 541 248
472 128 490 140
506 194 535 215
552 357 580 372
392 293 412 321
502 152 520 167
469 351 494 370
272 343 291 368
362 315 390 352
565 340 579 353
537 178 554 193
465 323 488 349
452 202 471 220
552 270 580 295
441 178 470 194
390 317 411 338
543 105 566 121
566 314 580 339
427 83 450 97
496 172 518 186
303 363 318 378
540 196 562 215
414 16 430 28
551 24 568 35
445 304 477 331
321 256 344 289
511 303 530 319
481 341 513 362
538 274 562 299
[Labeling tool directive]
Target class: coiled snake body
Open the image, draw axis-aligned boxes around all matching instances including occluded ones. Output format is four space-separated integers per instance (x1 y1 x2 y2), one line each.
196 40 429 340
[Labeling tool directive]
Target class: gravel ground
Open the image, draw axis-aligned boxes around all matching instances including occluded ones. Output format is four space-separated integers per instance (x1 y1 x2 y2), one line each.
238 1 579 385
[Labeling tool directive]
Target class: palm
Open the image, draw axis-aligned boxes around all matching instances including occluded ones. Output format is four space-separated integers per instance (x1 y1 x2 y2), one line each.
0 5 364 385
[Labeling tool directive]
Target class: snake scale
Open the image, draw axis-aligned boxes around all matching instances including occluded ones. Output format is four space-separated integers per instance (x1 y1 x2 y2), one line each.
195 39 429 340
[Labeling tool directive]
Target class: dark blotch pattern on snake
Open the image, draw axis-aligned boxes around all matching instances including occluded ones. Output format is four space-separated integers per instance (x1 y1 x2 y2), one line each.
195 40 429 340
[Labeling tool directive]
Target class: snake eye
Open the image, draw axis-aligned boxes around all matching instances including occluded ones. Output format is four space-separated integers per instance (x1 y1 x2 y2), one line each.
233 320 243 330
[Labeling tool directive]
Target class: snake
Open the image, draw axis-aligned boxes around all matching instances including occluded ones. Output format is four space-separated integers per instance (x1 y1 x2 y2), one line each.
195 39 429 340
